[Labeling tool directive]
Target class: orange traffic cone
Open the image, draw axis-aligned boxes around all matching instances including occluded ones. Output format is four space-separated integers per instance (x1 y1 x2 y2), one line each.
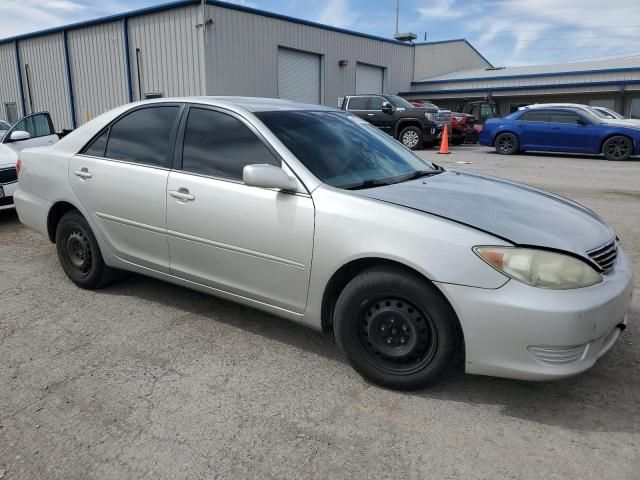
438 125 451 154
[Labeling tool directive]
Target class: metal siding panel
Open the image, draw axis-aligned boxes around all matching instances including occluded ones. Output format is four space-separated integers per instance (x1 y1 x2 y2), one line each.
356 63 384 94
204 5 413 106
0 43 21 122
68 21 128 125
277 48 321 103
18 33 72 130
128 5 204 99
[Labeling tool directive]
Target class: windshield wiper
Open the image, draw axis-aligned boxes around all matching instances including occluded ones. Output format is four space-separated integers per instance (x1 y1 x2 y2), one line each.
342 178 392 190
393 168 444 184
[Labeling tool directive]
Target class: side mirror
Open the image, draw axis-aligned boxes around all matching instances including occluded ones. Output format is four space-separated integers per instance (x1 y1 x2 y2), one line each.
577 118 588 126
243 164 297 191
8 130 31 142
382 102 394 114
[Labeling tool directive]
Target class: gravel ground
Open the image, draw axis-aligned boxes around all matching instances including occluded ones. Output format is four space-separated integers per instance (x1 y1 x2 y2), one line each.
1 145 639 479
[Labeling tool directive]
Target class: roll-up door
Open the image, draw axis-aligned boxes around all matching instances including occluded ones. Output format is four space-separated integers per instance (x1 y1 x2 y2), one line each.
356 63 384 94
278 48 321 104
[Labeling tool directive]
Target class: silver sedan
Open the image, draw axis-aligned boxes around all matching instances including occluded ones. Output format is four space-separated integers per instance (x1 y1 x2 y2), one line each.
14 97 632 390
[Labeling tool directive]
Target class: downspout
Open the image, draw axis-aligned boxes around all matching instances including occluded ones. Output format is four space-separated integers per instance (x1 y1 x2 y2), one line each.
123 18 133 103
14 41 26 117
62 30 77 129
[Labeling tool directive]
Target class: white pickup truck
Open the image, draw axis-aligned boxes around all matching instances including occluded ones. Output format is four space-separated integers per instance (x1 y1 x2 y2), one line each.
0 112 58 210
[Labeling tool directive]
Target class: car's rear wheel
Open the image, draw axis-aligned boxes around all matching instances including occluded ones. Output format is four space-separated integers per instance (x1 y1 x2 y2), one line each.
333 266 459 390
398 126 423 150
602 136 633 161
464 130 479 144
55 210 118 289
494 132 519 155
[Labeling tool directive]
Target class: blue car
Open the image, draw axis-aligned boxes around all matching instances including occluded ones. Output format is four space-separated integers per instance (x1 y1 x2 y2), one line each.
479 105 640 161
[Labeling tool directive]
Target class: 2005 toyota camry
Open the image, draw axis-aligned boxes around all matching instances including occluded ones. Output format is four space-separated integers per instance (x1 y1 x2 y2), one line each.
14 97 632 390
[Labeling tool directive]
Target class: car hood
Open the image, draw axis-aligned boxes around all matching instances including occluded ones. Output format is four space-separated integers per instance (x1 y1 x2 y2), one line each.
602 119 640 129
354 171 614 257
0 143 17 168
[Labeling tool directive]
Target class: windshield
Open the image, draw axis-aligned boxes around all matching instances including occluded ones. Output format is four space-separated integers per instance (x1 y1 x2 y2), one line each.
386 95 415 109
256 110 437 189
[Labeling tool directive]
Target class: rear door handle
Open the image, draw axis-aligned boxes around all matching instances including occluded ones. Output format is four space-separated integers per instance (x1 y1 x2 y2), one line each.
169 189 195 201
367 113 374 116
73 168 92 179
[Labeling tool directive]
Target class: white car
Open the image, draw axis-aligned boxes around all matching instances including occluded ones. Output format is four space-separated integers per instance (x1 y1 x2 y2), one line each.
0 112 58 210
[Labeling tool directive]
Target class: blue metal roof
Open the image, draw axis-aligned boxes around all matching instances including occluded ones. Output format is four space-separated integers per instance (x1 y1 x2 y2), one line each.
0 0 411 46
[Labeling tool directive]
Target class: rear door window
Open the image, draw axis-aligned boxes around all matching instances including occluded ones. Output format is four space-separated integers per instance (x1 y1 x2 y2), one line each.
521 111 549 122
347 97 370 110
104 106 180 167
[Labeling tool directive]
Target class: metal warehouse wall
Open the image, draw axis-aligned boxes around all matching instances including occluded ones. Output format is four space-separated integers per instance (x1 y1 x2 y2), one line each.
0 43 21 122
18 33 72 130
413 42 491 82
203 4 414 106
67 21 129 125
127 5 205 100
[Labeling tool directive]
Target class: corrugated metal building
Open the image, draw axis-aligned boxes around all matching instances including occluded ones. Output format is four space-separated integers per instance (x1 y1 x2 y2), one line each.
405 56 640 117
0 0 489 131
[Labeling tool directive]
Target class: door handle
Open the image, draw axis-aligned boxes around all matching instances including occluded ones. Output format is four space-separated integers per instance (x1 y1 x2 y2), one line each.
73 168 92 179
551 126 561 130
367 113 375 116
169 189 195 201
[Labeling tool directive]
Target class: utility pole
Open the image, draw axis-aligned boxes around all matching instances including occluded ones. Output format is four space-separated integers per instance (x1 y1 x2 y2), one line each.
395 0 400 35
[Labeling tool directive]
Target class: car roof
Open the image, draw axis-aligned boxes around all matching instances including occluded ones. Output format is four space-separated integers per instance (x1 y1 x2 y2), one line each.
130 96 338 113
524 103 593 111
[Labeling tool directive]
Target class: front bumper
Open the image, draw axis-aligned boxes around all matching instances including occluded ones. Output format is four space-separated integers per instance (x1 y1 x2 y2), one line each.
421 126 438 143
436 248 633 380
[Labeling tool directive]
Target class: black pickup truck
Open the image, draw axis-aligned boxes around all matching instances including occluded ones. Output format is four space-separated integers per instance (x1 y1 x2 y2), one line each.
341 94 438 150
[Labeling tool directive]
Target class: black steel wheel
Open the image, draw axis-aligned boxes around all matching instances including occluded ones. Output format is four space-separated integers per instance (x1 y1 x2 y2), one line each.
494 132 519 155
55 210 118 289
359 297 438 376
603 135 633 161
334 265 460 390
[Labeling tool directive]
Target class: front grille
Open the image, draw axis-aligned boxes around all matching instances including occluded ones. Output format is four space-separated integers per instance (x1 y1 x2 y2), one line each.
528 344 588 366
588 239 618 273
0 167 17 184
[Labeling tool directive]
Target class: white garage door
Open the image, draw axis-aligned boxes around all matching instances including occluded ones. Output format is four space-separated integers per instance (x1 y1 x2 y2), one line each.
356 63 384 94
278 48 321 104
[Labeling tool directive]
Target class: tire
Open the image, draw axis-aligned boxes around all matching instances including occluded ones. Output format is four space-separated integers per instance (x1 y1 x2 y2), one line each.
494 132 519 155
602 135 633 161
333 266 460 390
398 126 423 150
464 130 479 144
55 210 118 289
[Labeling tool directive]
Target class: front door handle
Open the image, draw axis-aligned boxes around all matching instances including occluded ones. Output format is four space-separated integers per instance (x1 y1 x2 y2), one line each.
169 188 195 201
367 113 375 116
73 168 92 179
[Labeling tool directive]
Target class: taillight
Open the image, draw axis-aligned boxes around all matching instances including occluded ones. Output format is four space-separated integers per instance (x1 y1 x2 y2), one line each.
16 158 21 176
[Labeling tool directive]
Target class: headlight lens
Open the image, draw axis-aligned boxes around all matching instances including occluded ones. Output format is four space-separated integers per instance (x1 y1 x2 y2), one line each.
425 112 435 121
473 247 602 289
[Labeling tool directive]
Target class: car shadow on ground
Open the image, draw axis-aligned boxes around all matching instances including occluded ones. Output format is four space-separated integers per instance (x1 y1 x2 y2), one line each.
98 271 639 435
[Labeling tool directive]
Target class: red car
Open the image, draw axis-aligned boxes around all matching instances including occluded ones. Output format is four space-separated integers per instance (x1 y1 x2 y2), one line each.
410 100 478 144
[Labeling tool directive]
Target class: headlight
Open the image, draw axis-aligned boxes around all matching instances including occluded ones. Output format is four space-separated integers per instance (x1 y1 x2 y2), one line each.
473 247 602 289
425 112 435 121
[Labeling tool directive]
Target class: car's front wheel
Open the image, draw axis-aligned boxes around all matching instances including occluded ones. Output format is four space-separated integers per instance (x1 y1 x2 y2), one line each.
602 135 633 161
398 126 423 150
333 266 460 390
55 210 118 289
494 132 519 155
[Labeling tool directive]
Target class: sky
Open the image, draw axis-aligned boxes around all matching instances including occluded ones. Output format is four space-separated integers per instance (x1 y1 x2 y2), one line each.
1 0 640 67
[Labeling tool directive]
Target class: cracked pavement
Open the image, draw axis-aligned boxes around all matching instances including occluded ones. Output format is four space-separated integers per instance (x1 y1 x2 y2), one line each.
1 145 639 479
